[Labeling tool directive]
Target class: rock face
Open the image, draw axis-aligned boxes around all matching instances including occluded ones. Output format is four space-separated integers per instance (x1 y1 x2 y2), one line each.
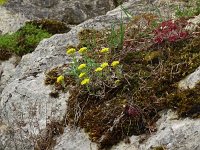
0 0 200 150
5 0 116 24
0 6 28 34
179 66 200 90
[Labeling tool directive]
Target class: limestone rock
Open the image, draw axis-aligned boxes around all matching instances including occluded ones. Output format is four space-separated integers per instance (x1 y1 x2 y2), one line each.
139 110 200 150
0 0 199 150
0 56 21 94
54 128 97 150
5 0 116 25
0 6 28 34
178 66 200 90
186 14 200 31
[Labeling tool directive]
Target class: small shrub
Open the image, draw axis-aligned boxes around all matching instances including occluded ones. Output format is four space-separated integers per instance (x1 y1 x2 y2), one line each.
61 47 123 95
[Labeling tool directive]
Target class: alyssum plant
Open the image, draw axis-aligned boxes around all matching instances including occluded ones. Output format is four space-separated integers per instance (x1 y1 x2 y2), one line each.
56 47 123 95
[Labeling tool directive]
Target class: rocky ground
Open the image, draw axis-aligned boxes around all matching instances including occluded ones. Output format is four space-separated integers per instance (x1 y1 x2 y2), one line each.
0 0 200 150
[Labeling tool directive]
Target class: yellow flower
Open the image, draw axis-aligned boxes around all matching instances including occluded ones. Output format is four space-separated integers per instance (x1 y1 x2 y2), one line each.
100 62 109 69
95 67 103 72
100 48 109 53
78 47 87 54
57 75 64 83
79 72 86 78
111 61 119 67
115 80 120 84
78 64 86 70
81 78 90 85
66 48 76 55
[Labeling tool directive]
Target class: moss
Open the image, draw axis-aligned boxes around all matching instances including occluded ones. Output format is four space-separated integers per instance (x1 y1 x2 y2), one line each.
26 19 71 34
45 17 200 149
34 121 64 150
168 83 200 118
153 146 166 150
44 67 60 85
0 24 52 58
0 48 12 60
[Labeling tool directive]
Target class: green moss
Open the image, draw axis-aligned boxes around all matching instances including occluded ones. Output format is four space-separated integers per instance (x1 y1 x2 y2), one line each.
0 24 52 58
26 19 71 34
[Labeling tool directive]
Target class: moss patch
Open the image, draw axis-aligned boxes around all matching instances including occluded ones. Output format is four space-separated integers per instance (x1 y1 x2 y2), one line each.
0 24 52 59
26 19 71 34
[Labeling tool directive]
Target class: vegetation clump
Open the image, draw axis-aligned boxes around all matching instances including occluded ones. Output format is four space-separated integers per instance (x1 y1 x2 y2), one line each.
45 6 200 150
0 24 52 60
26 19 71 34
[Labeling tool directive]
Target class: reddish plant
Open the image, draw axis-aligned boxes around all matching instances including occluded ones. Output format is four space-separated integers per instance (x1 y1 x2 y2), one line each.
153 19 189 44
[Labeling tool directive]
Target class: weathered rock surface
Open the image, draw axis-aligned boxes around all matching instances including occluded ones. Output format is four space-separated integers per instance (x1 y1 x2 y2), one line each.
179 66 200 90
0 56 21 94
5 0 116 25
0 6 28 34
53 110 200 150
139 110 200 150
0 0 199 150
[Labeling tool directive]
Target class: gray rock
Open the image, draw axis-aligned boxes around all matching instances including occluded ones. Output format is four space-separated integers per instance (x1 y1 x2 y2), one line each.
54 110 200 150
0 6 28 34
54 128 98 150
139 110 200 150
186 14 200 31
5 0 116 25
178 66 200 90
0 56 21 94
0 1 154 149
0 0 199 150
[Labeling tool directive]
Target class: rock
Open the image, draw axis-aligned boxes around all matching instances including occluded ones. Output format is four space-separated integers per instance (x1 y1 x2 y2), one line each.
0 0 199 150
139 110 200 150
54 128 97 150
186 14 200 31
4 0 116 25
0 56 21 94
54 110 200 150
0 1 156 149
0 6 28 34
178 66 200 90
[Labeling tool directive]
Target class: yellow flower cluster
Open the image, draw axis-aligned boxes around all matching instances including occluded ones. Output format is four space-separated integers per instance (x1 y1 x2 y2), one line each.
81 78 90 85
78 47 87 54
66 47 88 55
57 75 64 83
100 48 109 53
94 61 120 72
111 61 119 67
66 48 76 55
79 72 86 78
95 67 103 72
78 64 86 70
100 62 109 69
